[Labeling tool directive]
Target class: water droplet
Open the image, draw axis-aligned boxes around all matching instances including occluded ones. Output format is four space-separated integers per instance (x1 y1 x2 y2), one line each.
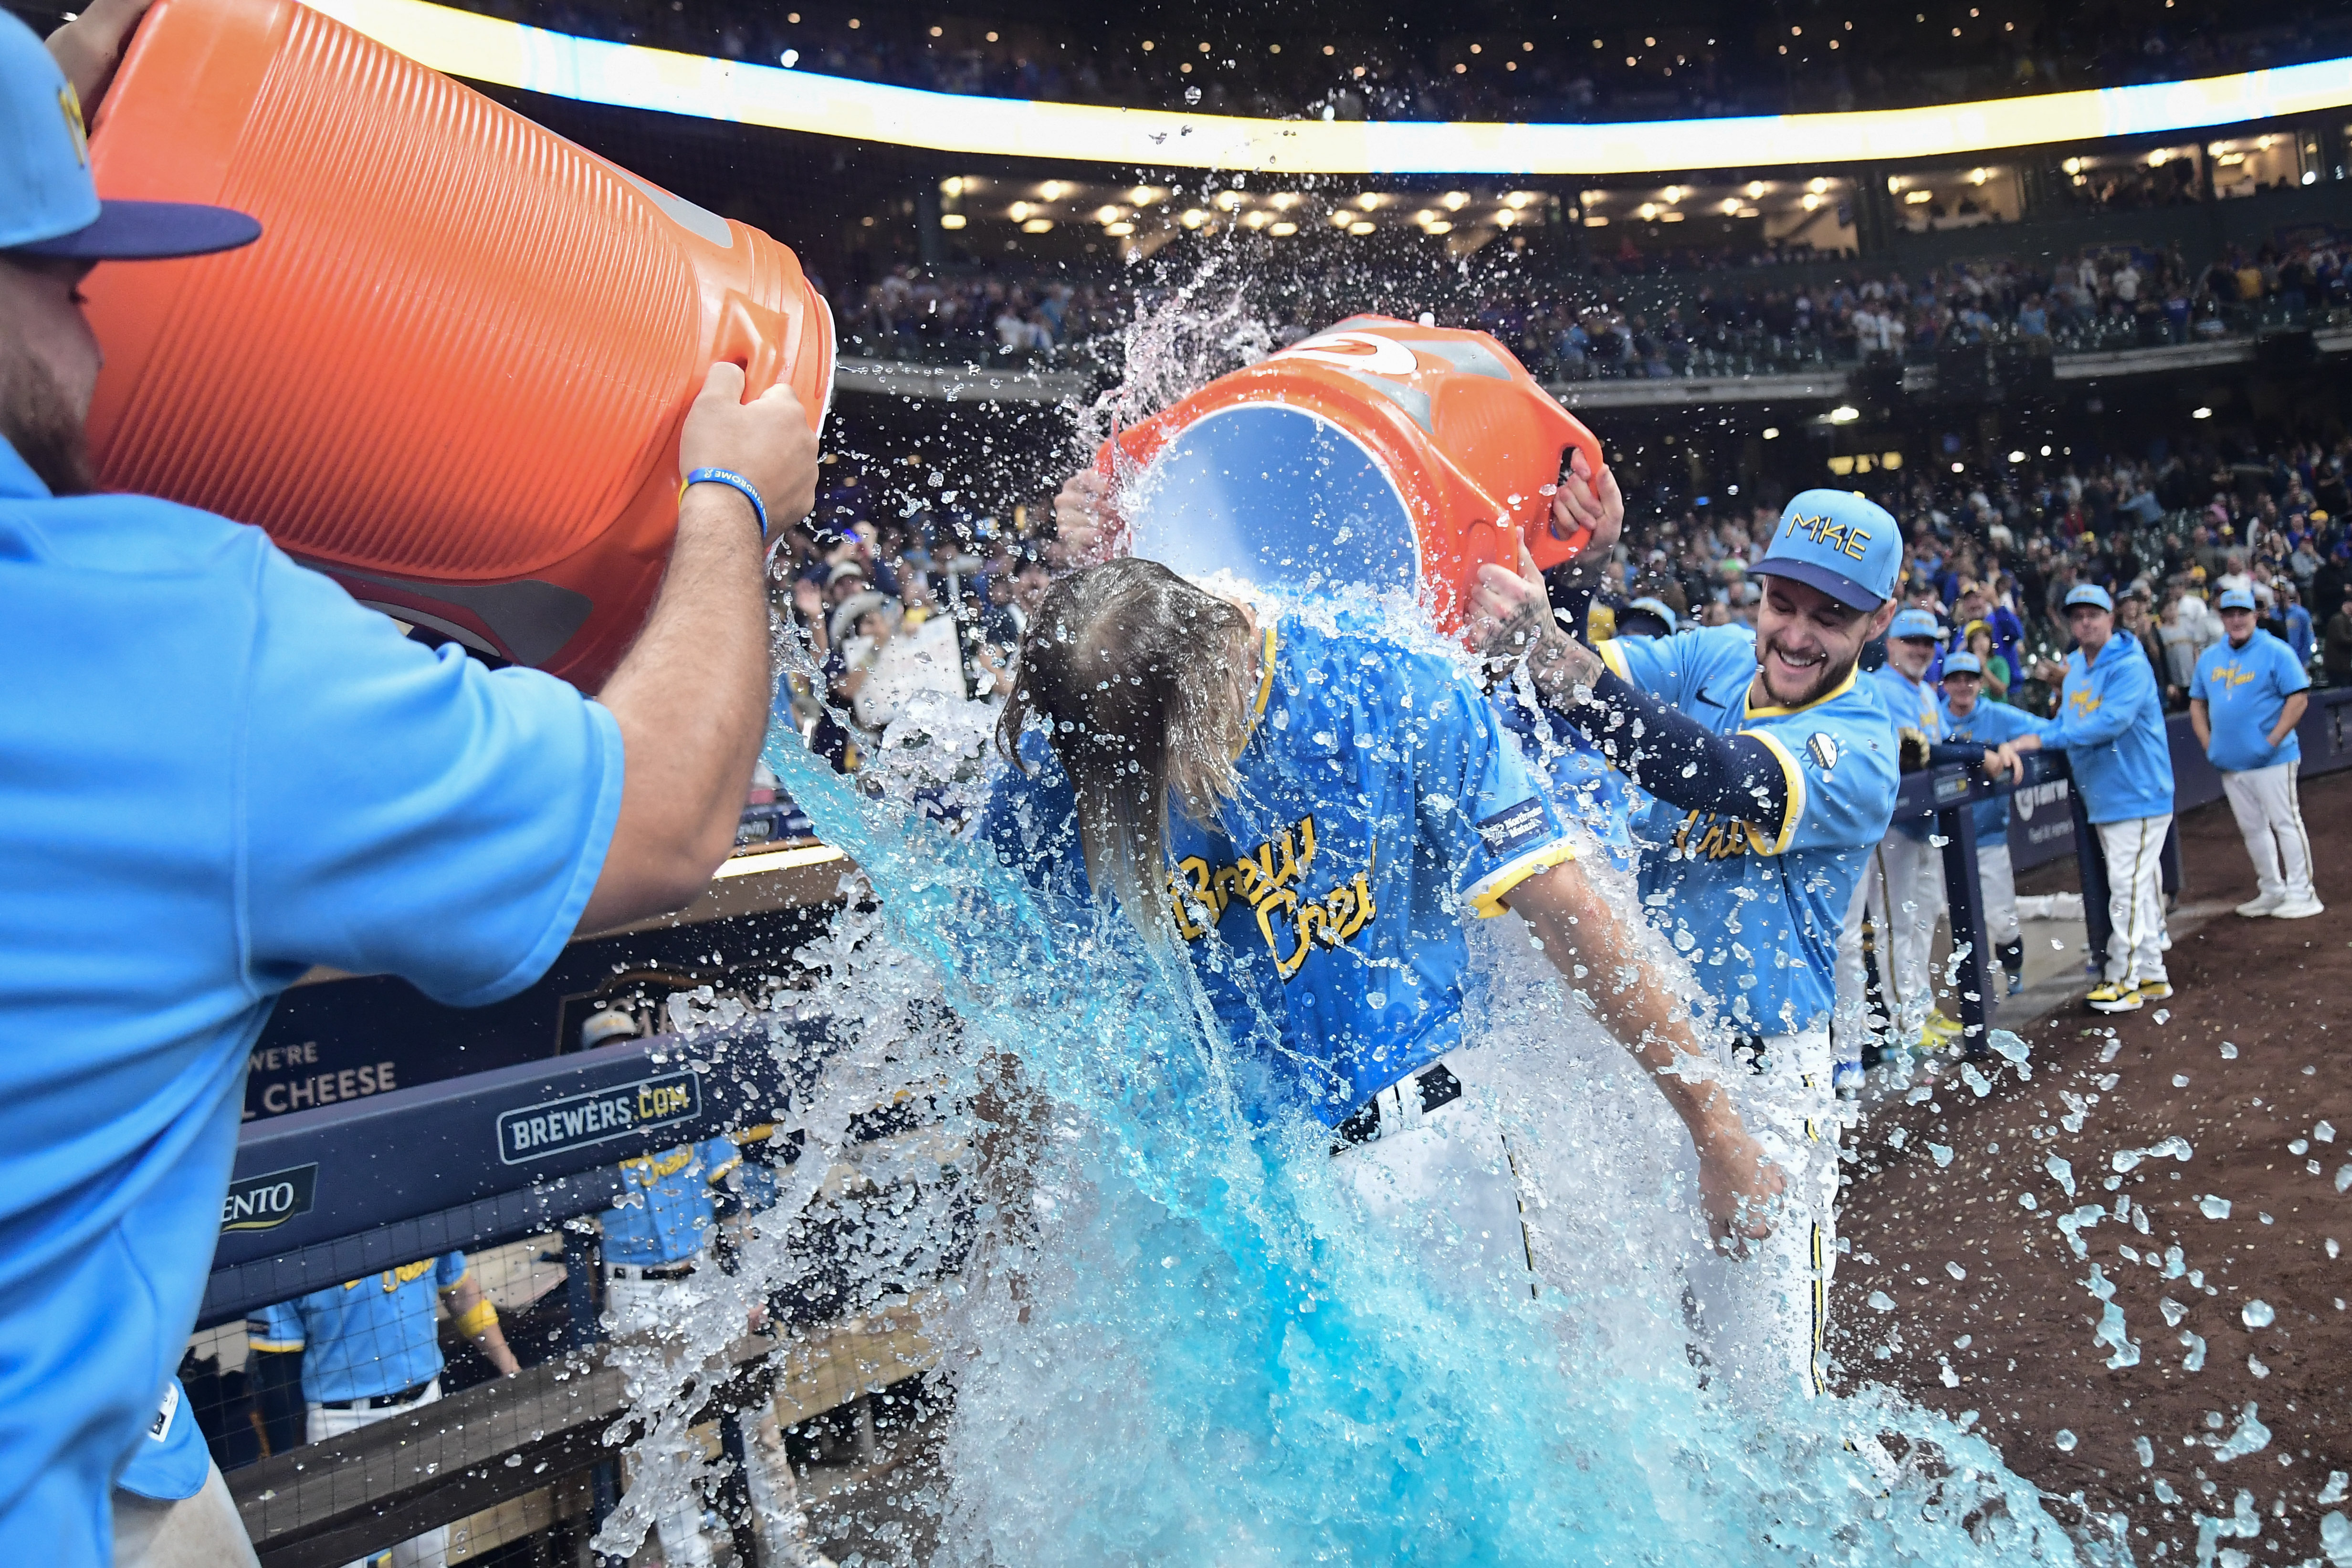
2199 1194 2233 1220
2054 1429 2078 1452
2241 1300 2275 1329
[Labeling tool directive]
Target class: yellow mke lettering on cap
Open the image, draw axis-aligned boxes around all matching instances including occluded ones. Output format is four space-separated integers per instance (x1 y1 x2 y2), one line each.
1842 525 1873 561
57 85 89 166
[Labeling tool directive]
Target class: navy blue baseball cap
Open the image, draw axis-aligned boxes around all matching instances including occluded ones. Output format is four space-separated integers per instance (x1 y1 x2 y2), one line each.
2216 586 2257 612
1 13 260 259
1942 651 1984 677
1755 490 1903 610
2064 584 2114 613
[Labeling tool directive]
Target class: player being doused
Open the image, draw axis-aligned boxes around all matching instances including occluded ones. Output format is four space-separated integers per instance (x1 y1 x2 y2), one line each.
976 556 1786 1299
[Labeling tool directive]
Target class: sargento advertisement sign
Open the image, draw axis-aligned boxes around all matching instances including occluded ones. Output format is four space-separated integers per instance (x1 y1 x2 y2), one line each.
220 1163 319 1233
496 1071 702 1165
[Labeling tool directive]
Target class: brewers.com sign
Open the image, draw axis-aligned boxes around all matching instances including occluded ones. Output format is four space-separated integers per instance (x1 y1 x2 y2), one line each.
496 1070 701 1165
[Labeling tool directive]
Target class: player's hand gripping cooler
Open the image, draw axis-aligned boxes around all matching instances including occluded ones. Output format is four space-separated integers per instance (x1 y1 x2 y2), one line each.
76 0 834 689
1099 316 1603 632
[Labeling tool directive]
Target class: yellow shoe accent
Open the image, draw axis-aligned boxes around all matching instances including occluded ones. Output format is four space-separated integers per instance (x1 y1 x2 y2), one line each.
2085 980 2144 1014
2136 980 2173 1002
1920 1010 1964 1048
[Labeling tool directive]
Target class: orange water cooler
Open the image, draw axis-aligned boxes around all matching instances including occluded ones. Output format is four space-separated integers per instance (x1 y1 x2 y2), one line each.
80 0 833 689
1099 316 1603 635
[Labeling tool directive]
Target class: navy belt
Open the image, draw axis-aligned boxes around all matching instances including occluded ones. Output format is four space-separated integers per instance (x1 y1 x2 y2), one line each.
1332 1062 1463 1150
318 1378 432 1411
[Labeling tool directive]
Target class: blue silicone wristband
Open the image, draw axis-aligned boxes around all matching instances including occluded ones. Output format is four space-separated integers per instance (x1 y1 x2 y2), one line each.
681 466 768 541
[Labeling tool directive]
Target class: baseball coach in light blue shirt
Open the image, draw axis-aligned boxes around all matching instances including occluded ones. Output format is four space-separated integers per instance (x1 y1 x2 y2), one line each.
0 6 819 1558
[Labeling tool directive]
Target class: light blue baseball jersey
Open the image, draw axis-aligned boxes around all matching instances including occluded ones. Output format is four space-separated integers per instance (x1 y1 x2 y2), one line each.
113 1378 209 1504
980 613 1576 1128
0 438 621 1559
1870 663 1946 843
1940 695 2057 844
248 1253 469 1404
2191 631 2309 774
1597 627 1900 1037
2048 634 2174 823
603 1138 742 1266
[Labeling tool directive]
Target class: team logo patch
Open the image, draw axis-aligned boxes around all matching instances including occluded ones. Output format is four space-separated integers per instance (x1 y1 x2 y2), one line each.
1475 797 1551 859
1805 732 1840 771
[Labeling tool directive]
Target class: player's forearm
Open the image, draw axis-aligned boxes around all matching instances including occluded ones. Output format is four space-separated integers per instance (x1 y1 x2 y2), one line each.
2189 702 2211 748
1507 865 1747 1152
1535 662 1791 831
449 1278 520 1374
581 492 773 929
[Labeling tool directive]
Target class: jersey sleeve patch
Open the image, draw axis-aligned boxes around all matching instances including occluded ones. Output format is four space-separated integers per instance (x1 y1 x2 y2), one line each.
1474 797 1554 860
1805 731 1839 771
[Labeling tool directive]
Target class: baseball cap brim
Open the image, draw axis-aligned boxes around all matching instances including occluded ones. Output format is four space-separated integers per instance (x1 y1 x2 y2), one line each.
14 199 260 260
1752 557 1883 611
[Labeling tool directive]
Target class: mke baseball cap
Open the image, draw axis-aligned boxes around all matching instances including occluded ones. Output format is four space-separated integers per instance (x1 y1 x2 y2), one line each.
2064 583 2114 613
1889 607 1942 641
1 13 260 258
1942 651 1984 677
1756 489 1901 610
2216 586 2257 612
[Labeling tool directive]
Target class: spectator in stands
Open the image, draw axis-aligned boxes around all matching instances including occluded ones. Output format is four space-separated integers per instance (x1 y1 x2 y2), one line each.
1963 620 2012 702
2191 587 2322 919
2327 586 2352 686
2282 583 2316 669
2026 585 2179 1014
248 1253 517 1567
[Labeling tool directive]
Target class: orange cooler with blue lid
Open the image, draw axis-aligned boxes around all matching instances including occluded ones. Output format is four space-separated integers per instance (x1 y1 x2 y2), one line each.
77 0 834 689
1100 316 1604 633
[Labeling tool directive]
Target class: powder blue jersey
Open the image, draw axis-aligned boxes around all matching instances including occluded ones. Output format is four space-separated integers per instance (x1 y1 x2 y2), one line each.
980 613 1576 1127
2048 635 2174 823
248 1252 470 1404
602 1138 742 1266
113 1378 208 1504
2191 631 2309 774
1869 664 1945 843
1597 627 1900 1037
0 439 621 1558
1939 697 2057 844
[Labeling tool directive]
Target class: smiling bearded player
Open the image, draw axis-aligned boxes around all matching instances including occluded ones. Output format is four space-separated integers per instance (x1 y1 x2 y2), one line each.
1467 474 1906 1401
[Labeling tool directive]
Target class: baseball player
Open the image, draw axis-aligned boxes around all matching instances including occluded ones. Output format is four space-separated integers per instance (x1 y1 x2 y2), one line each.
1851 606 1963 1054
979 556 1788 1300
1938 652 2051 996
2191 586 2322 919
1468 483 1910 1399
247 1254 517 1567
581 1009 830 1568
2029 585 2179 1014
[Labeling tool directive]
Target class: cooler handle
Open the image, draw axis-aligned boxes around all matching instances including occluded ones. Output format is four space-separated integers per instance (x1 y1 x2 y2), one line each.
1524 401 1607 570
712 291 787 399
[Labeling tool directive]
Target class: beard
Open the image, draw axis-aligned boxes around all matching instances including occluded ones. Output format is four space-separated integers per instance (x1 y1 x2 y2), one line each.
1755 635 1858 710
0 342 95 496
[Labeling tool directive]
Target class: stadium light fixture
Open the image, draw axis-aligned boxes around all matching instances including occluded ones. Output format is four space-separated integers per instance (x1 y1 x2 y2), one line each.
1269 220 1299 235
1180 208 1208 227
1425 220 1453 234
309 0 2352 177
1349 220 1376 235
1106 220 1135 235
1021 218 1053 232
939 213 966 229
1442 191 1472 209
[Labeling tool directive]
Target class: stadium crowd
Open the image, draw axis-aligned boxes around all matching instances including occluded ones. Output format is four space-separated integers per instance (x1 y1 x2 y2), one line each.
482 0 2352 123
833 234 2352 378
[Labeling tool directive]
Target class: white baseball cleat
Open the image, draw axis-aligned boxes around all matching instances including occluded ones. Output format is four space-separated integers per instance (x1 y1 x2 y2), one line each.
2269 896 2325 920
2235 894 2281 917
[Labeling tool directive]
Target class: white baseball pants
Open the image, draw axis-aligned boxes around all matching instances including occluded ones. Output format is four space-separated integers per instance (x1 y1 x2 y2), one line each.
2095 813 2173 985
2222 763 2316 903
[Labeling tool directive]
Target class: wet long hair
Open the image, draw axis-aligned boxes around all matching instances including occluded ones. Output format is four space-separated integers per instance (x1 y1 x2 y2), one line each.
997 559 1256 931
